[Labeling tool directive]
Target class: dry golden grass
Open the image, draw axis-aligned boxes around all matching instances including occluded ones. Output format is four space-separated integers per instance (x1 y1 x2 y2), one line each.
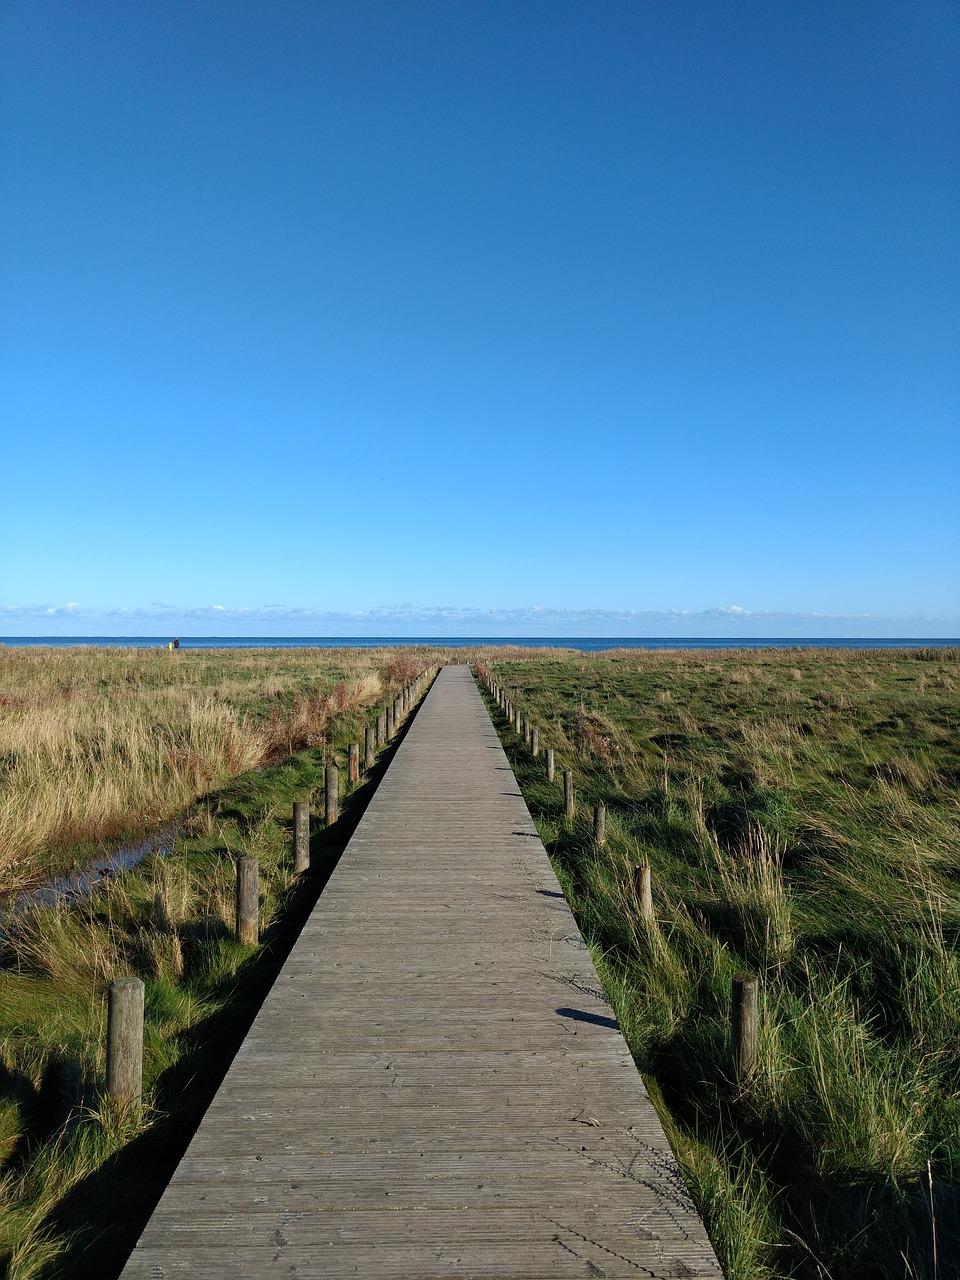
0 645 444 890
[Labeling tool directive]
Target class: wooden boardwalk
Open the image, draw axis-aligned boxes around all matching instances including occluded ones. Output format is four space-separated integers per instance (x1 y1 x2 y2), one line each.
120 665 723 1279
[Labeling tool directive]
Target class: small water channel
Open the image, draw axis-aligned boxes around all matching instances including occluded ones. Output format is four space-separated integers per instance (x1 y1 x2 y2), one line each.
0 820 183 926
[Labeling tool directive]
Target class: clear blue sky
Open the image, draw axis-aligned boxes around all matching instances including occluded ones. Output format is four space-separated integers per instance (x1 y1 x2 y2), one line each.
2 0 957 637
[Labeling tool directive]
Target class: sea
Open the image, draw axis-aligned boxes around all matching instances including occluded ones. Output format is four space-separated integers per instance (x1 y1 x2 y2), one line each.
2 636 957 651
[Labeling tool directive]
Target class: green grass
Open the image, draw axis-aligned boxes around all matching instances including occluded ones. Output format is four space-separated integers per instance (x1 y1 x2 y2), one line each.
0 667 434 1278
479 647 960 1280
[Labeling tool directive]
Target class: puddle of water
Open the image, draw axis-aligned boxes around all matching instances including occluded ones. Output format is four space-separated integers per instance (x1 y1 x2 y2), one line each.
0 820 183 924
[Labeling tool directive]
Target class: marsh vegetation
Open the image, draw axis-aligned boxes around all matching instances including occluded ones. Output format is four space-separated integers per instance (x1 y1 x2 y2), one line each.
482 646 960 1279
0 644 439 891
0 645 439 1277
2 642 957 1277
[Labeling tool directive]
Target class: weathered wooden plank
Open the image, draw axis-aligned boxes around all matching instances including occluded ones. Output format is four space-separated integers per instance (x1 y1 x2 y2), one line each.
119 666 722 1280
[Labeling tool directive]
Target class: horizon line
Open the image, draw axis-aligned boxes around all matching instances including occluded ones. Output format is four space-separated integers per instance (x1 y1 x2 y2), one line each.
3 633 958 644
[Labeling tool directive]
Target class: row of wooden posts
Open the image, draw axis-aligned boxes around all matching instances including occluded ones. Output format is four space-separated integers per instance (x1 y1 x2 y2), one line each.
105 669 433 1108
477 669 759 1086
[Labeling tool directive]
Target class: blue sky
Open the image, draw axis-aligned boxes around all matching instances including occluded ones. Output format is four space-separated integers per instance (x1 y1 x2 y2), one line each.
2 0 957 637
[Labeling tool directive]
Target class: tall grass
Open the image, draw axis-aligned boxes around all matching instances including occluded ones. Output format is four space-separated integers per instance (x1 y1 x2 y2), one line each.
0 646 446 889
482 647 960 1278
0 658 438 1277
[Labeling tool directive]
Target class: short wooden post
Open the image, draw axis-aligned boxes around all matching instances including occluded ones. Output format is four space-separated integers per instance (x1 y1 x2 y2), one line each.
377 711 386 745
593 800 606 846
236 856 259 946
106 977 144 1107
365 724 375 769
546 748 555 783
531 726 539 757
348 742 359 784
732 974 759 1084
634 862 654 922
514 710 522 735
563 770 574 819
325 763 339 826
394 695 402 724
386 706 395 738
293 801 310 873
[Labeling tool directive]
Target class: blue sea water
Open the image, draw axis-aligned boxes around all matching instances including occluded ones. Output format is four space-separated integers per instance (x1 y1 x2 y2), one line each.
2 636 957 651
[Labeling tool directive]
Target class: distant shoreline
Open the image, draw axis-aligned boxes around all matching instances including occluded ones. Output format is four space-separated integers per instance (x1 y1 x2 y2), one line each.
2 636 958 651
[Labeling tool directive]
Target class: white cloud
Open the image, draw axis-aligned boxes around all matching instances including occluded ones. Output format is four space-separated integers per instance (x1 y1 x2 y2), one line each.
1 599 957 638
0 601 87 619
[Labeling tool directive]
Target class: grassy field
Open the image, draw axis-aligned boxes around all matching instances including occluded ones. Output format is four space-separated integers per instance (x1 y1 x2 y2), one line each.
4 643 958 1277
480 646 960 1280
0 646 440 1278
0 644 447 891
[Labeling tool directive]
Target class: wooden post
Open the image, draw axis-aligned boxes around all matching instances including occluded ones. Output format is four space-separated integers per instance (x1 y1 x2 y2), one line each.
634 862 654 922
293 801 310 873
563 770 574 819
386 706 395 738
325 763 339 826
514 710 522 735
377 711 386 745
546 748 555 783
365 724 375 769
531 726 539 757
593 800 606 846
732 974 759 1084
236 856 259 946
348 742 359 784
106 977 144 1107
394 695 402 724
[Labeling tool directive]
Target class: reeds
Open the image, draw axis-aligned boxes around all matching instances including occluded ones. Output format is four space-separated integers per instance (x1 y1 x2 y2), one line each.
0 663 425 1276
0 646 437 889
